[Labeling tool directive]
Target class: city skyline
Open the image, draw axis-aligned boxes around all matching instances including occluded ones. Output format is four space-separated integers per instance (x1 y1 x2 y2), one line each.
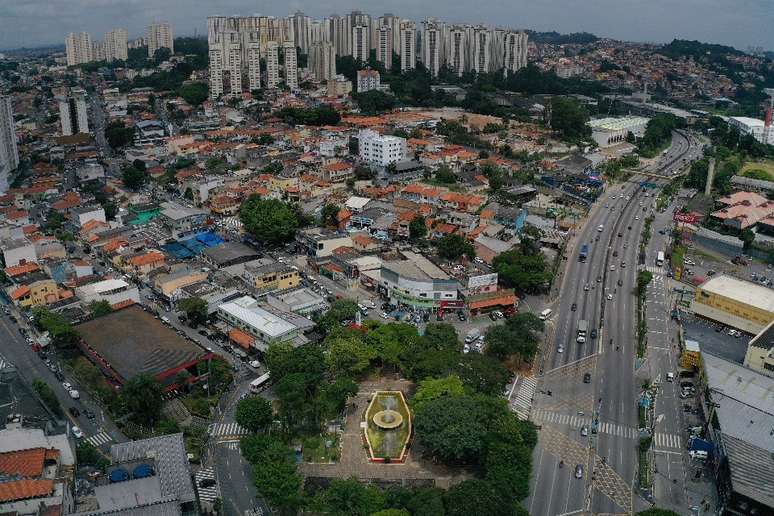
1 0 772 53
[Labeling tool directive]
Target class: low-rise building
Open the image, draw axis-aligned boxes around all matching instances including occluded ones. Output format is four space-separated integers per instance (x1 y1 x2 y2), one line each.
151 264 209 300
744 319 774 378
296 228 353 259
588 116 649 147
727 116 774 145
10 279 66 308
158 201 208 239
243 261 300 294
373 250 461 311
692 274 774 334
266 287 328 316
217 295 309 352
202 242 261 269
76 278 140 307
358 129 406 167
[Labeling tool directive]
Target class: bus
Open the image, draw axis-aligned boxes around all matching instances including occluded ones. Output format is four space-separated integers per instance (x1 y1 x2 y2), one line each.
249 372 272 394
577 320 588 343
579 244 589 263
656 251 665 267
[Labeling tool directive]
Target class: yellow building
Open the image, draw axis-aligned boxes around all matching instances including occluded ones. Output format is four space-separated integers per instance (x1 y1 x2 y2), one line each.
244 262 300 293
744 320 774 378
10 279 64 308
692 275 774 334
152 266 209 299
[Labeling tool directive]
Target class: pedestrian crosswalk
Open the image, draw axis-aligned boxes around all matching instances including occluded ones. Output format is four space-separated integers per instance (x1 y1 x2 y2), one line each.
511 376 538 420
642 266 664 275
654 432 682 449
531 409 640 439
244 508 266 516
219 440 240 450
194 467 218 504
208 422 248 438
85 431 113 448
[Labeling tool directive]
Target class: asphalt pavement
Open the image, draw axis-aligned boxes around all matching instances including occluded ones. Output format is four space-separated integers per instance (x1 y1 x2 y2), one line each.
526 131 702 515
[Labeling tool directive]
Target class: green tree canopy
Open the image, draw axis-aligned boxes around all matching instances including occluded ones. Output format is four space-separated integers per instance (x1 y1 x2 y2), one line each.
434 165 457 184
325 334 376 377
235 396 274 433
412 375 466 411
493 248 553 294
312 477 386 516
320 203 341 228
105 120 134 149
121 374 163 426
121 164 149 190
442 479 514 516
87 300 113 317
353 90 397 114
178 297 208 327
484 312 544 363
409 215 427 241
436 234 475 261
178 82 209 106
317 300 359 333
550 97 591 141
239 196 301 245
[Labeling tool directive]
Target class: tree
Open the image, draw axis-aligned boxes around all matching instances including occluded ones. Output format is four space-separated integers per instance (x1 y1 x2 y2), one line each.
33 308 80 349
317 300 359 333
122 164 149 190
443 480 514 516
320 203 341 228
312 477 386 516
409 215 427 241
741 228 755 249
493 249 553 294
434 165 457 184
178 82 209 106
178 297 208 327
353 90 397 114
454 353 511 396
325 335 376 377
76 442 110 470
239 196 301 245
637 270 653 296
319 377 358 419
265 342 325 382
482 164 505 191
252 460 304 514
32 379 63 417
421 323 460 353
549 97 591 141
414 395 492 463
105 120 134 149
235 396 274 433
121 374 163 426
436 234 475 261
412 375 466 411
277 104 340 126
153 47 172 64
484 312 543 363
88 300 112 318
372 510 409 516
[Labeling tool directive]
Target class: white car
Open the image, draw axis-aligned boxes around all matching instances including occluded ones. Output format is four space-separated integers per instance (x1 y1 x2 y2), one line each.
249 360 261 369
610 264 616 271
71 426 84 439
62 382 72 391
557 346 564 353
68 390 80 400
607 293 613 300
635 216 640 220
380 312 391 320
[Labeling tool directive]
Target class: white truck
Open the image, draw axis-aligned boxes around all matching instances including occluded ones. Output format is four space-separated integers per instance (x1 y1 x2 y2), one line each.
577 320 588 343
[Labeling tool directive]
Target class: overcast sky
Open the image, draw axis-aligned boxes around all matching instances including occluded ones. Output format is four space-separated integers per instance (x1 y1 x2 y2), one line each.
1 0 771 52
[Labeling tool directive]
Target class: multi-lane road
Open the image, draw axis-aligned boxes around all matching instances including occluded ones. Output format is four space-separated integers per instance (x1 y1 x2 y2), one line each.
527 131 702 515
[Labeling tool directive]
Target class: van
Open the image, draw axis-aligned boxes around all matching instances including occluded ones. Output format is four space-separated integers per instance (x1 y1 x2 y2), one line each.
666 372 675 382
539 309 552 321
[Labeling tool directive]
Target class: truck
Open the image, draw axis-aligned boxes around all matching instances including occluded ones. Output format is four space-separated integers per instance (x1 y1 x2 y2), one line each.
656 251 665 267
249 372 272 394
579 244 589 263
577 320 588 343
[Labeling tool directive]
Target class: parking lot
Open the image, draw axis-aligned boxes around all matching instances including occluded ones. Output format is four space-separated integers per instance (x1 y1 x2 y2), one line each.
681 315 749 364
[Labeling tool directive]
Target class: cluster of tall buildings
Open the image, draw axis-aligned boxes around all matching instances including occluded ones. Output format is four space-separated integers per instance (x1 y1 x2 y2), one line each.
57 88 89 136
0 96 19 193
206 11 528 99
64 22 173 66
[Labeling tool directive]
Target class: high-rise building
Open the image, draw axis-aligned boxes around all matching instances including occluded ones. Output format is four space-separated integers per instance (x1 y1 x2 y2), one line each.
266 41 280 88
283 42 299 89
58 88 89 136
309 42 336 81
104 29 128 61
421 19 443 77
147 22 173 58
472 26 491 74
0 96 19 194
376 26 393 70
325 15 345 57
65 32 92 66
289 11 311 53
357 69 381 93
352 25 370 62
503 31 528 75
399 21 416 72
378 14 402 59
207 17 264 98
447 27 466 77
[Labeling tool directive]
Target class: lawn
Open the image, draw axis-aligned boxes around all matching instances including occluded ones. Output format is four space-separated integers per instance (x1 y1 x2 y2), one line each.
741 160 774 181
301 433 340 463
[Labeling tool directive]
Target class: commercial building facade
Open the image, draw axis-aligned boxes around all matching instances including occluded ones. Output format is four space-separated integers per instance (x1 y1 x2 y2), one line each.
692 275 774 334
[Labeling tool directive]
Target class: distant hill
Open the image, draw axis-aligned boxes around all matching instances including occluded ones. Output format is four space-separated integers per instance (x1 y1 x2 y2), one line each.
658 39 745 59
526 31 599 45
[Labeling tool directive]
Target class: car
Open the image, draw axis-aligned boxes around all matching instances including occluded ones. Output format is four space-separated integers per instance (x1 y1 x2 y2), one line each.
199 478 216 489
557 346 564 353
596 276 602 283
583 284 590 291
198 329 208 337
612 250 618 257
84 409 96 419
68 390 80 400
590 329 597 339
575 464 584 479
457 311 466 321
380 312 391 320
658 229 666 235
571 303 577 312
54 371 64 381
62 382 72 391
249 360 261 369
627 226 632 230
71 426 84 439
666 372 675 382
617 232 623 238
635 216 640 220
463 344 470 354
489 312 498 321
597 225 604 232
583 372 591 383
607 293 613 300
610 264 616 271
623 243 628 249
68 407 81 417
580 426 589 437
617 279 623 287
493 311 504 319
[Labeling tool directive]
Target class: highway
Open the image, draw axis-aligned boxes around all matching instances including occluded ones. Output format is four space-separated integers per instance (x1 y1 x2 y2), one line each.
527 131 701 515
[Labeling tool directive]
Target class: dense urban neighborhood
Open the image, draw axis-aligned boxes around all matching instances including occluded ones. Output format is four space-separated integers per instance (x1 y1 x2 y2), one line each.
0 7 773 516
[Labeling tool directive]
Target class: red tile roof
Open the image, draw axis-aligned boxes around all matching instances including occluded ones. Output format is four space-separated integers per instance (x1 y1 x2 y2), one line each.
5 263 40 277
0 447 58 478
0 478 55 502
